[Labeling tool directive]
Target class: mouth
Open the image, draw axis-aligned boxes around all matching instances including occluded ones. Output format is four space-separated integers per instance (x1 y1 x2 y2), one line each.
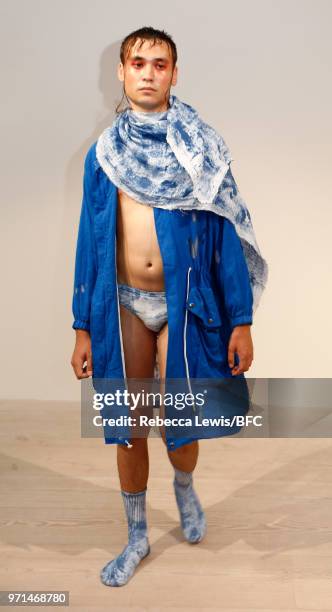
139 87 156 92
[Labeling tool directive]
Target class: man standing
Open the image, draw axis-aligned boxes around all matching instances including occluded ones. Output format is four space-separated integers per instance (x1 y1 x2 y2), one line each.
71 27 268 587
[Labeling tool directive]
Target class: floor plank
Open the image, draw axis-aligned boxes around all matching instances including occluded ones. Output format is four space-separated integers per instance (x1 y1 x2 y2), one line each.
1 400 332 610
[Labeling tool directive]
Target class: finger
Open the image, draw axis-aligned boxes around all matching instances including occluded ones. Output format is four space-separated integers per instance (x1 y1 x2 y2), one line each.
81 362 90 379
71 359 81 379
231 352 244 374
87 353 93 376
228 344 235 368
232 357 251 375
72 359 89 380
232 366 244 375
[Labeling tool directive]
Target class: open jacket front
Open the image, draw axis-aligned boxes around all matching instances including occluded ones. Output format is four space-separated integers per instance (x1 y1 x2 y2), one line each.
72 143 254 451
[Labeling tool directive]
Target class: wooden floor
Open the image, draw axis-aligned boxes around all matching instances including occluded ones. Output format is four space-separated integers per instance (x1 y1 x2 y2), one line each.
1 399 332 611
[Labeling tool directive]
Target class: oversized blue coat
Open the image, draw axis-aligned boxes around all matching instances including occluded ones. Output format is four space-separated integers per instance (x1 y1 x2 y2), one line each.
72 143 254 451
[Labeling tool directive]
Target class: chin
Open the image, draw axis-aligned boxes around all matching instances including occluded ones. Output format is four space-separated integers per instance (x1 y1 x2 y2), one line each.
127 90 167 112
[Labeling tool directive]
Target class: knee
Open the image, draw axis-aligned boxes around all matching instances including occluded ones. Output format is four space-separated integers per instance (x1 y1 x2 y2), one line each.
168 440 198 457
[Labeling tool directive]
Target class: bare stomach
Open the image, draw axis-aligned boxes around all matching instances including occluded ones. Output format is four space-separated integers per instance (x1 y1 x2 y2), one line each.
116 189 165 291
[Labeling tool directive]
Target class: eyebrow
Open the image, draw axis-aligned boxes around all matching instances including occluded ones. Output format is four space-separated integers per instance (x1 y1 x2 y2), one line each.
130 55 169 63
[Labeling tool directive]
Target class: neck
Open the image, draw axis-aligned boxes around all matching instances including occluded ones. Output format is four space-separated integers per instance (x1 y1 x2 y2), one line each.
128 98 170 114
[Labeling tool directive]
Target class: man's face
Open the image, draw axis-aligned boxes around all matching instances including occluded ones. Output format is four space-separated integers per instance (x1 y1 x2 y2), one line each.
118 38 178 112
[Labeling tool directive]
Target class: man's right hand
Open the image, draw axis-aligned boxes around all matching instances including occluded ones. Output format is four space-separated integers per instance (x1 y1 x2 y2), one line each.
71 329 93 379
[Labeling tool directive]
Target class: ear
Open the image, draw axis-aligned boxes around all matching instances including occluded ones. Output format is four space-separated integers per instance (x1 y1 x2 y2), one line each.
117 62 124 83
171 64 178 86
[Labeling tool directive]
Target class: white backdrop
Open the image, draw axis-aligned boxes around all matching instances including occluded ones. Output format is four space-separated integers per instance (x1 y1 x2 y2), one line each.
1 0 331 400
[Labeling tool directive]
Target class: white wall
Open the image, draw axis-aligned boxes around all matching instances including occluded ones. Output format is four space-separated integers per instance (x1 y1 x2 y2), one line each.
1 0 331 400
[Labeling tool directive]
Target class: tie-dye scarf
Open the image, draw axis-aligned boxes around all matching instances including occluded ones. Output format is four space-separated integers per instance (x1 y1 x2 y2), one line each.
96 94 268 312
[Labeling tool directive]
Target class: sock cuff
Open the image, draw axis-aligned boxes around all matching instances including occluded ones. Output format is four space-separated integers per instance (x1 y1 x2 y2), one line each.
121 488 147 524
174 468 193 487
121 487 147 498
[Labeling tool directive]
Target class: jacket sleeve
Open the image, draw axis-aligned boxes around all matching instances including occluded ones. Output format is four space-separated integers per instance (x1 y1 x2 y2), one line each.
215 214 253 330
72 145 98 332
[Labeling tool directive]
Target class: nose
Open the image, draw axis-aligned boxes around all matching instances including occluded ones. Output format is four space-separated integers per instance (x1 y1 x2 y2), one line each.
142 63 154 81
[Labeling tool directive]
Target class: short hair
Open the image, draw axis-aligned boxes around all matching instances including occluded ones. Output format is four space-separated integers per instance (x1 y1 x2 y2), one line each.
120 26 177 69
116 26 177 113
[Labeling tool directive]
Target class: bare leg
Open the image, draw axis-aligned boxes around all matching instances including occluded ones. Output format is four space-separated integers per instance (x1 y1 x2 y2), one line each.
156 323 206 544
117 303 156 493
100 304 155 587
156 323 199 469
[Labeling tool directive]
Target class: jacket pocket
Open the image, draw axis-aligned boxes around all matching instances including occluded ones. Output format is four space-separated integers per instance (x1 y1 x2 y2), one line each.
185 284 228 376
186 286 222 329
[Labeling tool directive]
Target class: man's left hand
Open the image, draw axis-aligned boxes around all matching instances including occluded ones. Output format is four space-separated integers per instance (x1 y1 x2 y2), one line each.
228 325 254 375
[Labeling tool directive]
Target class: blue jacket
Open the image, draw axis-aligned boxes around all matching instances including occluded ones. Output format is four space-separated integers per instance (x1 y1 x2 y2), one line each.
72 143 254 450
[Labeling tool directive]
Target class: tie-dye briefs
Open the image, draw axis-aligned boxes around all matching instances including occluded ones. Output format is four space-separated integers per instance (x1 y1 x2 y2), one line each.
117 283 168 333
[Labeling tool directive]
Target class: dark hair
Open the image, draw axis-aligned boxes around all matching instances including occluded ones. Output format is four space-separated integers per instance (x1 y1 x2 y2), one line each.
116 26 177 114
120 26 177 68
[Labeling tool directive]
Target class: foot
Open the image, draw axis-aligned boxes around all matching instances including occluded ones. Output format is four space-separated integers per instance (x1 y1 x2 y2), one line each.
173 475 206 543
100 536 150 587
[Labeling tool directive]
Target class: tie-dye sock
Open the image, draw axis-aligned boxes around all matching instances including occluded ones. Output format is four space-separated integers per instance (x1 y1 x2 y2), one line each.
100 488 150 587
173 468 206 543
